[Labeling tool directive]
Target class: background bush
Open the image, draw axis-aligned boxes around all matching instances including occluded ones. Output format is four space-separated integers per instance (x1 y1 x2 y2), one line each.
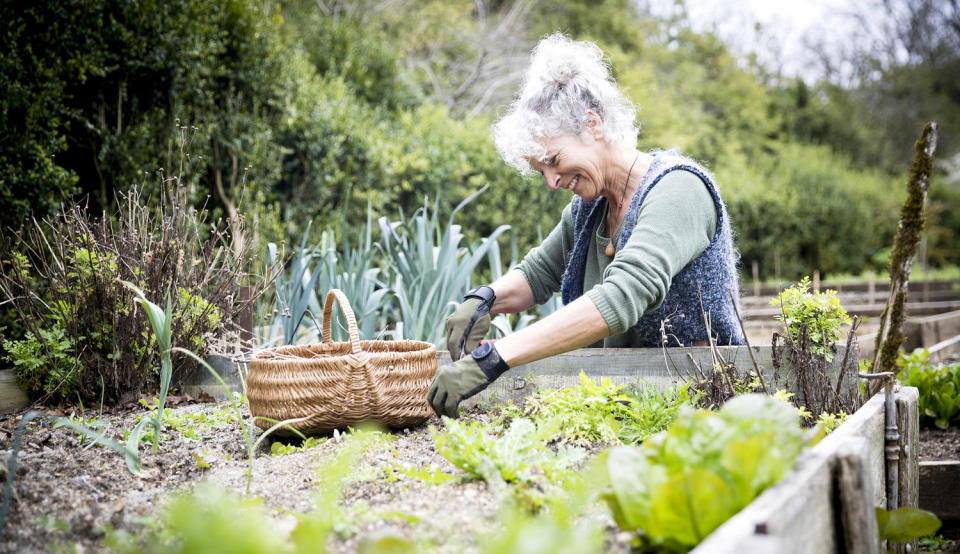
2 0 959 364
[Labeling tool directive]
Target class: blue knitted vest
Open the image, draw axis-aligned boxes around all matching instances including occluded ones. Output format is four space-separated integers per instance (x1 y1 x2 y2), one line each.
559 152 744 347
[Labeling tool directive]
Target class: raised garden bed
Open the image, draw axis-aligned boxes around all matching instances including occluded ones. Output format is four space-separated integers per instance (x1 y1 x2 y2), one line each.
1 346 919 553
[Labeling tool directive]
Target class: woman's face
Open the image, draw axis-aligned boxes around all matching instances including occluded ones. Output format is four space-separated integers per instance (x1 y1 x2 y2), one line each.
528 131 609 202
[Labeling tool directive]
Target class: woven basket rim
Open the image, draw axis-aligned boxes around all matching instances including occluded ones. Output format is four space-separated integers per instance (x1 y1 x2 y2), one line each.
249 340 437 364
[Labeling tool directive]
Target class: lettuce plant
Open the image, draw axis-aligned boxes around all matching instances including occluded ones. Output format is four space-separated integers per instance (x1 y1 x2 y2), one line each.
596 394 807 550
899 348 960 429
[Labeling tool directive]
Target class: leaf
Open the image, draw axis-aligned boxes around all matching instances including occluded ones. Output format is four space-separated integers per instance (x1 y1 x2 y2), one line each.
648 468 738 547
601 446 664 531
876 507 941 543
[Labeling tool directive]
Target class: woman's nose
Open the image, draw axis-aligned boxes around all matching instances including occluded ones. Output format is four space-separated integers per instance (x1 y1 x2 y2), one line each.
544 170 561 190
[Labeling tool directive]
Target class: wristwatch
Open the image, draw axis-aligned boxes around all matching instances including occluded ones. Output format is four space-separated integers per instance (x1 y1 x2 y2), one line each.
471 341 510 381
464 285 496 311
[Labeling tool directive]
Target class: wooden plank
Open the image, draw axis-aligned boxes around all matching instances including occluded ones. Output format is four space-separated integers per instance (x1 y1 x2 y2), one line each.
447 345 857 408
896 386 921 554
897 386 920 510
836 442 881 554
180 355 244 401
0 369 29 414
919 461 960 520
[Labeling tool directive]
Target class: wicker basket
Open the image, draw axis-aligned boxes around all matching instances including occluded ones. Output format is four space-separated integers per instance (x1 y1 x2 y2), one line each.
246 289 437 435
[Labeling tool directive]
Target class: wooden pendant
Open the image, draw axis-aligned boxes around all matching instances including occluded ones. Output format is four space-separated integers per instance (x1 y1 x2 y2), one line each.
605 240 616 257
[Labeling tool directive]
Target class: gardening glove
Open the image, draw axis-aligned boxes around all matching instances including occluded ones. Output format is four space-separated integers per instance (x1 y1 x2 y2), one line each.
444 285 496 360
427 341 510 418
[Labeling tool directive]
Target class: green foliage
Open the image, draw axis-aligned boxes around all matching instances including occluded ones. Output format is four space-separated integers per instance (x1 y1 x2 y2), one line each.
597 394 807 550
876 507 941 544
509 372 695 445
381 462 459 486
378 191 510 345
2 325 78 399
124 283 174 469
899 349 960 429
431 417 585 509
770 277 852 361
918 534 956 551
271 436 328 456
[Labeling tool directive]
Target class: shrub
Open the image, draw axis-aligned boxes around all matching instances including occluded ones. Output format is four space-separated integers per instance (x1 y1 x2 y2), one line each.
0 186 264 405
770 276 851 362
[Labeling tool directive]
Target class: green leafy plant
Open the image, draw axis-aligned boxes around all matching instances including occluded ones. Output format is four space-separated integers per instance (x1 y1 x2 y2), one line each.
271 436 328 456
770 277 852 361
431 417 585 510
378 188 510 345
876 507 941 544
918 533 956 551
899 348 960 429
2 324 77 399
123 282 174 470
506 372 695 446
262 222 325 345
596 394 808 551
0 183 264 405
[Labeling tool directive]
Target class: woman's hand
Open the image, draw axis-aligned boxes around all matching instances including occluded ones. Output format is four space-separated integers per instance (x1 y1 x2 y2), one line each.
444 286 495 360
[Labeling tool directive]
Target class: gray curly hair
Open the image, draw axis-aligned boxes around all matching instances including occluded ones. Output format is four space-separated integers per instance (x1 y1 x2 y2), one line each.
493 34 638 174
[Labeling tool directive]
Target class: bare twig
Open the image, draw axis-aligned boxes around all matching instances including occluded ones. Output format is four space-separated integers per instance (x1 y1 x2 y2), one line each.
728 288 768 394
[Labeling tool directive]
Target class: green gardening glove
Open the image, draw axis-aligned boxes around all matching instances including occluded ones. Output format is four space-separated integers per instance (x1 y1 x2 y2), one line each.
428 342 510 418
444 285 495 360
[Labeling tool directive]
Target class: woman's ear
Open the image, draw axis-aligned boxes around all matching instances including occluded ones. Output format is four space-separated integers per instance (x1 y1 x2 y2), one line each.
584 109 604 141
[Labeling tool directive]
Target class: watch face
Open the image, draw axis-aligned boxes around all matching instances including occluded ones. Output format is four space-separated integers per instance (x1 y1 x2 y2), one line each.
472 341 493 359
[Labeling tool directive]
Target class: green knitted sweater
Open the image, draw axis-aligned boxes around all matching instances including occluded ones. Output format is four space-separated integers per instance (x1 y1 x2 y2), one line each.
516 169 716 347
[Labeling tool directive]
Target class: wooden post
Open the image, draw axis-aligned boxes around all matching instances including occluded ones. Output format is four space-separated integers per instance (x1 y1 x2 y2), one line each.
868 272 876 303
813 270 820 293
752 260 760 298
895 386 920 554
774 250 781 282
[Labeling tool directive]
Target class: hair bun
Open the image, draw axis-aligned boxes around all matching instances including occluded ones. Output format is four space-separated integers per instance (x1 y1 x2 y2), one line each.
527 33 608 92
545 60 578 87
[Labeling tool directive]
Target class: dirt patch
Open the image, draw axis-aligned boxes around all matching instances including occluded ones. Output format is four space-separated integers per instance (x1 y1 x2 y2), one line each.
0 402 629 554
919 426 960 461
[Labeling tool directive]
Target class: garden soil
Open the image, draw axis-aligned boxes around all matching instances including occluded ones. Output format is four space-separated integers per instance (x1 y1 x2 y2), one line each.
0 400 630 554
919 426 960 461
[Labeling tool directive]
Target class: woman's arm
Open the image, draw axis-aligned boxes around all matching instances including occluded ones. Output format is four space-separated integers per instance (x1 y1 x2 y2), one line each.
489 269 536 313
495 295 608 367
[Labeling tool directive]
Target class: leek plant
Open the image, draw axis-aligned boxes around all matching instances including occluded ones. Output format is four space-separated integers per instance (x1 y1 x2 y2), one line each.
313 205 391 341
261 222 325 345
124 282 174 472
378 187 510 346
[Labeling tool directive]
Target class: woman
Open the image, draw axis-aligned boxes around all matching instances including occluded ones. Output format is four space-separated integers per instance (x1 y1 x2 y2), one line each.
428 34 743 418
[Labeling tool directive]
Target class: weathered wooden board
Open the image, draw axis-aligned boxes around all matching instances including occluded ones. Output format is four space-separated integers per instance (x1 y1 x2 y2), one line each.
445 345 857 408
180 355 245 401
0 369 29 414
919 461 960 520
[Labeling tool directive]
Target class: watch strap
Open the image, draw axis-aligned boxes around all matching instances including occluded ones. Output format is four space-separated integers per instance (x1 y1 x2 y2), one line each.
472 343 510 381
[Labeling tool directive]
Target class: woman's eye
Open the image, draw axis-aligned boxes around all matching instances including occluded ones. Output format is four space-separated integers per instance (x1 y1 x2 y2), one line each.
548 155 558 166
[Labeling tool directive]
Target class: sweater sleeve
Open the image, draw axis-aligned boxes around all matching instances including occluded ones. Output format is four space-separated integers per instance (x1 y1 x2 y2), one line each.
585 170 717 335
515 203 574 305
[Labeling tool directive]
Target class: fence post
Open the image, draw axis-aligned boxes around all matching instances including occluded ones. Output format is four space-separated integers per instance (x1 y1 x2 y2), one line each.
752 260 760 297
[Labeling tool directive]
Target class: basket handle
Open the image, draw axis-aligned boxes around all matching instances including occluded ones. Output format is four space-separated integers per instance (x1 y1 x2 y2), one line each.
322 289 362 354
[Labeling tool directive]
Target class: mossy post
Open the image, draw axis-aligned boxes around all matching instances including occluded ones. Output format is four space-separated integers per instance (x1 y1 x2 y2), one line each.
871 123 938 375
